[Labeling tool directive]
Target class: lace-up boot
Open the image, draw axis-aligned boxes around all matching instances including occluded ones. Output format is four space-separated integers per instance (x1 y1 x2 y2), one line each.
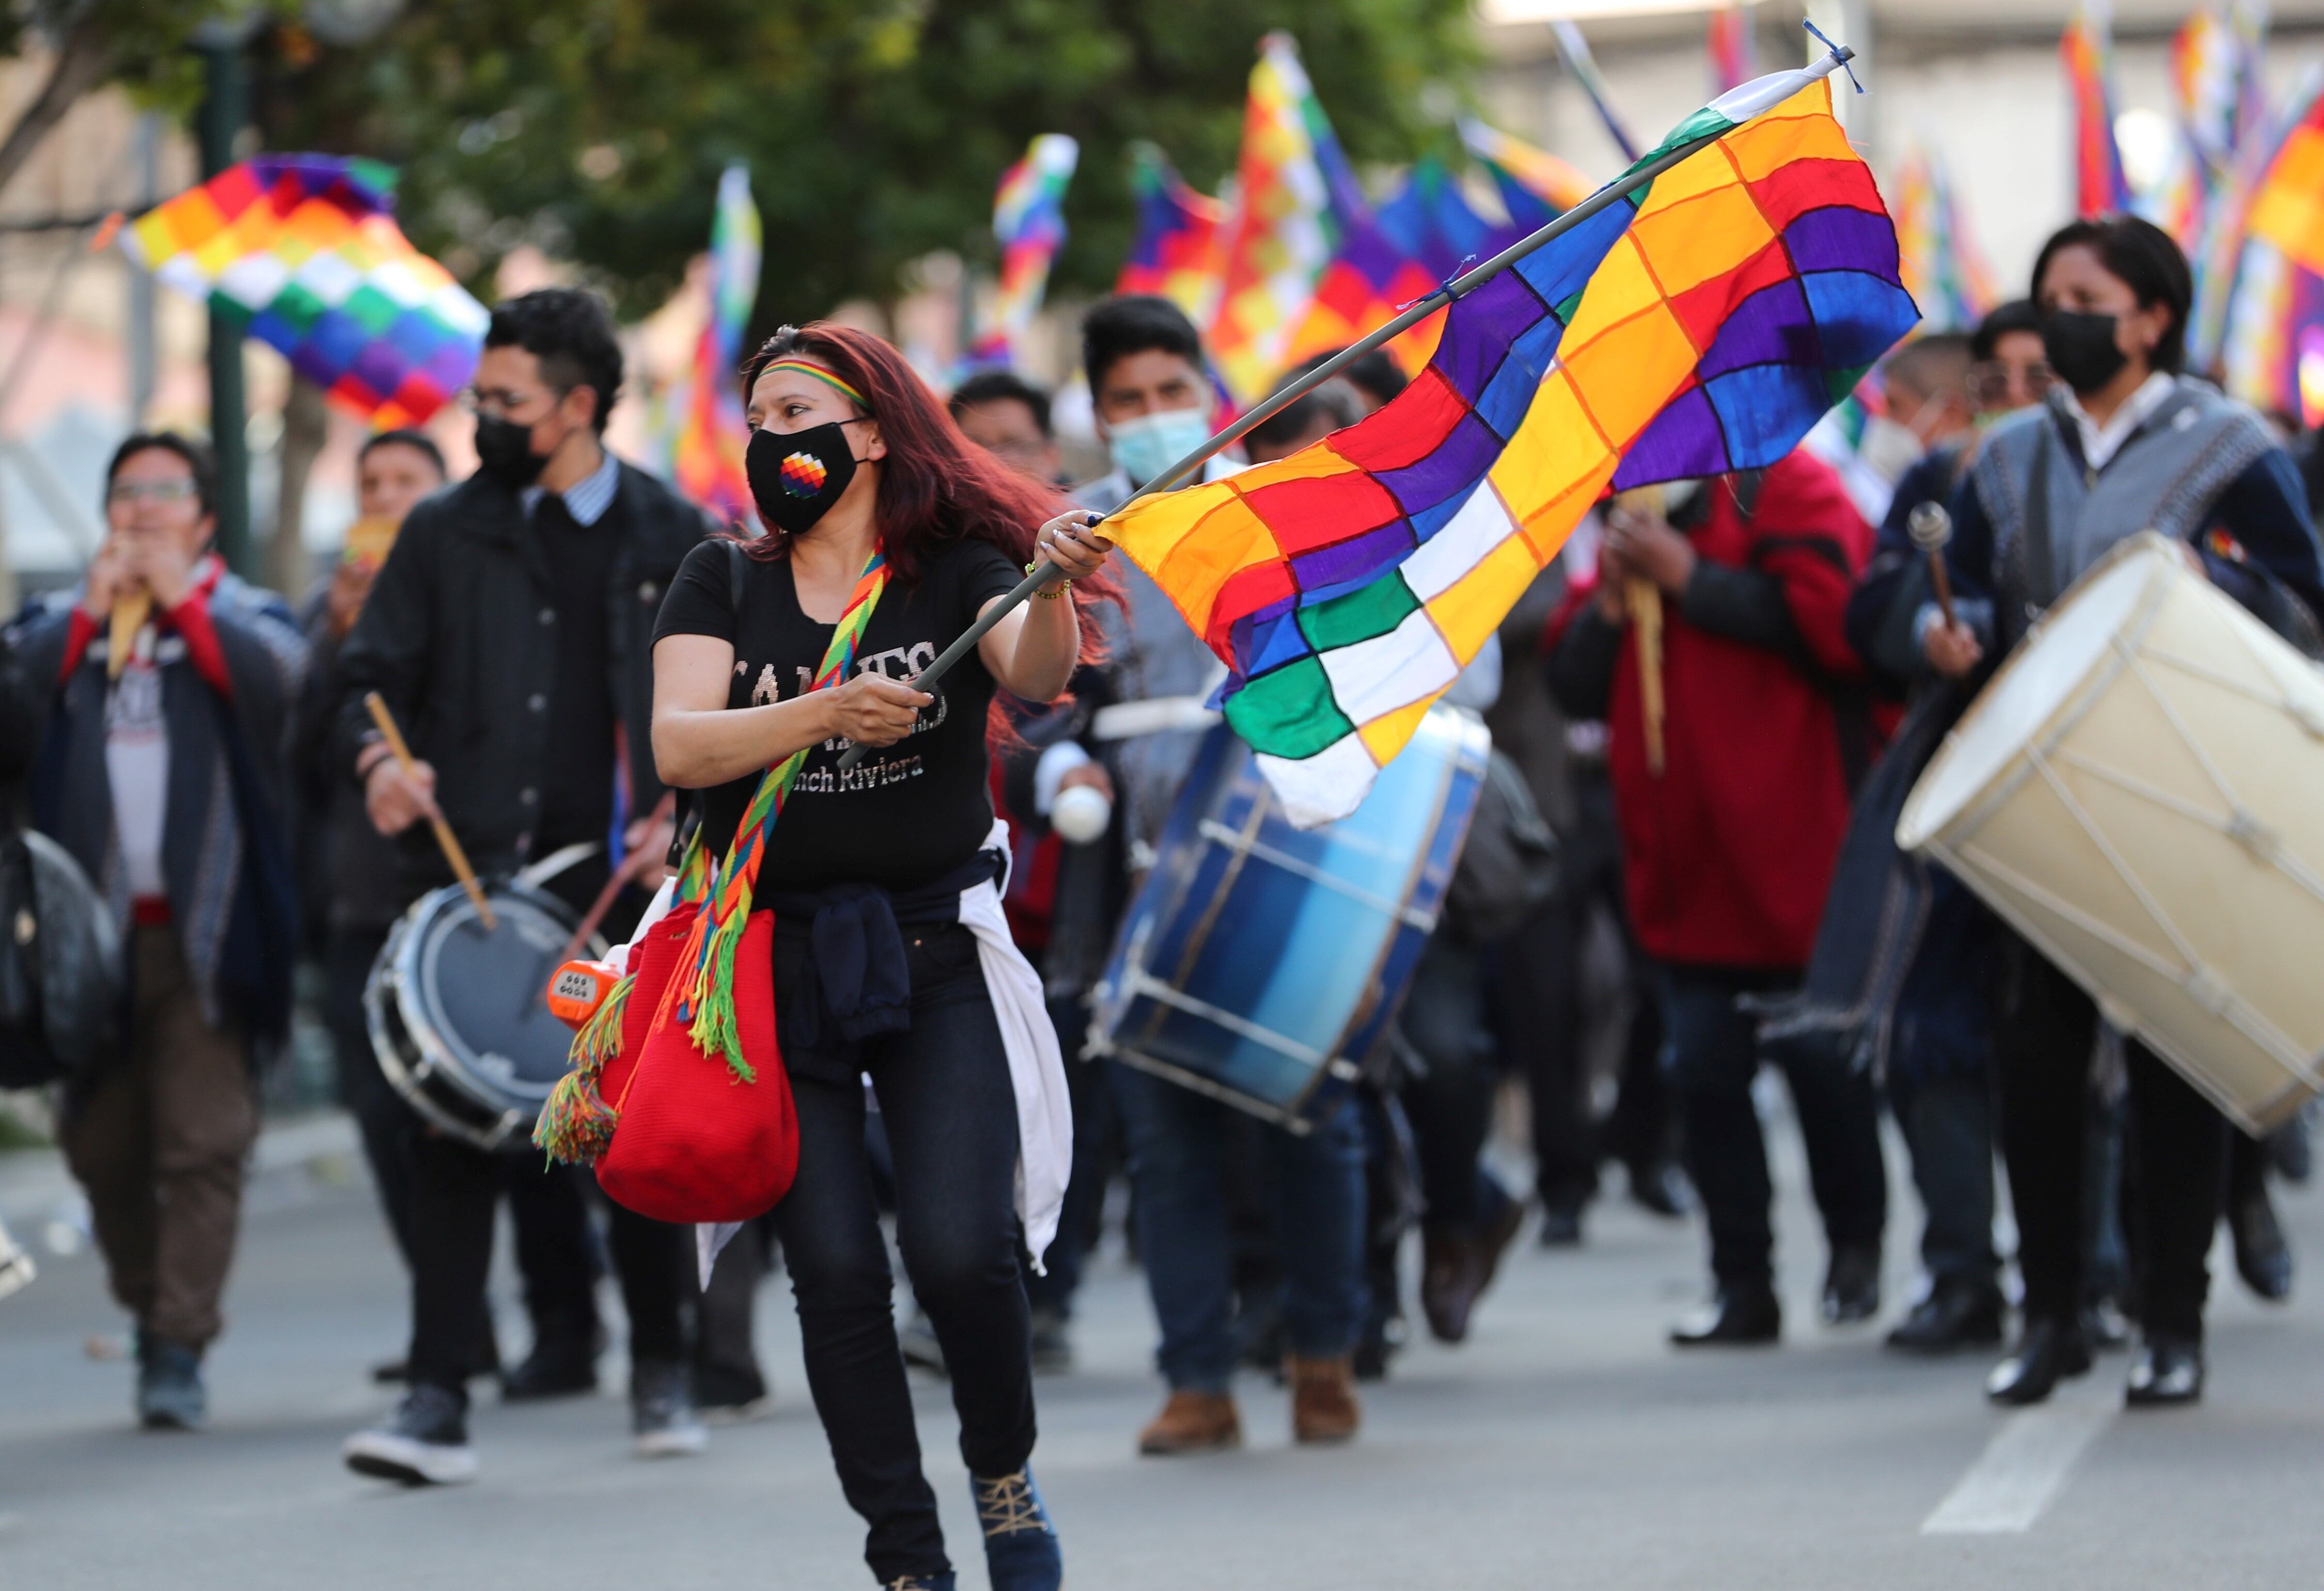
972 1466 1062 1591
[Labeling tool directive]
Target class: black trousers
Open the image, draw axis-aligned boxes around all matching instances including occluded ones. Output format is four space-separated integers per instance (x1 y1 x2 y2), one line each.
406 1133 689 1395
771 924 1033 1585
1660 964 1887 1291
1399 936 1508 1232
1514 773 1671 1211
1996 944 2228 1342
322 926 418 1268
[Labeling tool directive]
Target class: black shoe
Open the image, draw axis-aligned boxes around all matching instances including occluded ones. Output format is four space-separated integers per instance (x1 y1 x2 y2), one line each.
2232 1186 2294 1302
693 1360 771 1425
2125 1335 2204 1408
1885 1281 2004 1354
370 1358 409 1385
1626 1160 1693 1219
1352 1310 1405 1382
1536 1206 1583 1248
1028 1308 1074 1376
500 1337 598 1401
2269 1116 2312 1185
1821 1242 1882 1326
344 1384 478 1485
2080 1296 2134 1353
1985 1317 2093 1406
1670 1286 1781 1347
136 1341 207 1431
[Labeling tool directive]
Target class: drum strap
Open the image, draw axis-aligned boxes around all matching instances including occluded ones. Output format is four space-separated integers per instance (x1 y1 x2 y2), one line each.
2021 420 2059 612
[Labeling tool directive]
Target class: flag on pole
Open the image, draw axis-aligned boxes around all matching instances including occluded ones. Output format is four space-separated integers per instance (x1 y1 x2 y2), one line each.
1707 2 1756 96
1103 73 1917 826
2247 91 2324 276
2222 235 2294 409
671 164 762 529
2172 2 2267 183
2062 1 2132 218
1458 120 1593 230
1889 145 1998 332
966 133 1079 370
1117 144 1228 325
1209 33 1368 403
1551 20 1642 163
2191 54 2313 372
121 155 487 427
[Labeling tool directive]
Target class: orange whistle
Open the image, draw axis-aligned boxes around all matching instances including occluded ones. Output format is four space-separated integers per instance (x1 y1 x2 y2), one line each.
545 958 619 1030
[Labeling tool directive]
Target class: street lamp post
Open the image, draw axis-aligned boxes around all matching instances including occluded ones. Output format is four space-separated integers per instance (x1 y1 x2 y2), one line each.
193 27 252 576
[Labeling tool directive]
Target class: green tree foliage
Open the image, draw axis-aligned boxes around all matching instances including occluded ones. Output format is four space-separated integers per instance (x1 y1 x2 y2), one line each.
260 0 1476 328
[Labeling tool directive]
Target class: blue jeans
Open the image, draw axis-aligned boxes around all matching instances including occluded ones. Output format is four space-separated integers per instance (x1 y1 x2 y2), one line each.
1109 1058 1369 1391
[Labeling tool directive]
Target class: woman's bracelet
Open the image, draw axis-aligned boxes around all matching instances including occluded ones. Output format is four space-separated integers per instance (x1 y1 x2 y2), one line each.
1027 561 1070 600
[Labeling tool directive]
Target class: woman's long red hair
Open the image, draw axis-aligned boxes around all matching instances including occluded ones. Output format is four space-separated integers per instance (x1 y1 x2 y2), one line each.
737 323 1117 668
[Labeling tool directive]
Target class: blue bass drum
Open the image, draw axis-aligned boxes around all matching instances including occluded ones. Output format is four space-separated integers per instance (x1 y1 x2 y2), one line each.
1091 705 1491 1129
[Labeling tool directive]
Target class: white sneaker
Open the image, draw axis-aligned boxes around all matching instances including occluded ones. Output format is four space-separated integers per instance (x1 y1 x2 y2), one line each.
344 1387 479 1485
631 1360 708 1458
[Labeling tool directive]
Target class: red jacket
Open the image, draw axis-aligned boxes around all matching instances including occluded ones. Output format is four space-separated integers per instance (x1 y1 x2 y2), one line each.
1548 451 1874 970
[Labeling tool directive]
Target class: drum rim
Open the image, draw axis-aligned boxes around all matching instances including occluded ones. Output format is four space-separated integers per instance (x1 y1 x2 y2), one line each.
1898 532 2171 852
368 878 603 1152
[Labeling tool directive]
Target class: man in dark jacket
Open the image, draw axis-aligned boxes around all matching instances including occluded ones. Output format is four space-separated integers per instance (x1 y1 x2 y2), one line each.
11 432 306 1430
334 288 714 1486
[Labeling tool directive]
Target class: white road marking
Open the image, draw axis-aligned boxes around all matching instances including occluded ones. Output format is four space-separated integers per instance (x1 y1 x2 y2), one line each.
1921 1380 2117 1535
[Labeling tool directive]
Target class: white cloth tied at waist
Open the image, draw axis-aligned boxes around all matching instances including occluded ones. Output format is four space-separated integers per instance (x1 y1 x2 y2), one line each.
691 816 1072 1286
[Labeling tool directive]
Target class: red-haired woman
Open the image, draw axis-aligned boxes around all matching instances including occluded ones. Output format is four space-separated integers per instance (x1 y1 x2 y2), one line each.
650 324 1113 1591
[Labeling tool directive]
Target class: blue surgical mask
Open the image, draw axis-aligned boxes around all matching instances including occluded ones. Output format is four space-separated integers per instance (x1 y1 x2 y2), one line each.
1106 405 1214 489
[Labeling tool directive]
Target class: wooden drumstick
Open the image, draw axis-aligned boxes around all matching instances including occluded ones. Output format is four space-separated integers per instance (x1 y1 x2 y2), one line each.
1627 578 1667 776
364 691 496 931
1907 500 1959 632
1609 484 1669 778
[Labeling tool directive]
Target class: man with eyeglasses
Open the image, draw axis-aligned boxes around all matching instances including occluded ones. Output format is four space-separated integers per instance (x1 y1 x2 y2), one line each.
8 432 307 1429
331 288 717 1486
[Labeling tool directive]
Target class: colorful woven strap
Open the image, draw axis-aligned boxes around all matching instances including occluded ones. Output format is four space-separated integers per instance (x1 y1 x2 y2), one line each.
669 545 891 1076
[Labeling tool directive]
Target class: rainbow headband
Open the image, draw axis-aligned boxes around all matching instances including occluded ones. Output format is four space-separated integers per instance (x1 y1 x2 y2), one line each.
759 358 868 409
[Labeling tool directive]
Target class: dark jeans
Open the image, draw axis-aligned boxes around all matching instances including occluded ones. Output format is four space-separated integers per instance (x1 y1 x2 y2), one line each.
1110 1058 1369 1391
1888 1070 1998 1291
1995 944 2228 1342
1513 773 1670 1211
1399 936 1509 1233
770 923 1032 1586
406 1134 687 1394
322 926 417 1269
1024 989 1110 1322
1660 964 1887 1292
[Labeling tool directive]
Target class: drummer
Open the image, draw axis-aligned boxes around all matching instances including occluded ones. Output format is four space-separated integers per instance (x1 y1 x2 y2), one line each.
334 288 716 1483
1927 216 2324 1409
651 322 1108 1591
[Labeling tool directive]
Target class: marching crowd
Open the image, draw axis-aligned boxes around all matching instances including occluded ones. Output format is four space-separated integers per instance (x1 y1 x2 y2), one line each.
4 209 2323 1591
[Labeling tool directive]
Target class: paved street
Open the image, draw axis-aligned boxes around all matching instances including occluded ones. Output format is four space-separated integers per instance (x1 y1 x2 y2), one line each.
6 1111 2324 1590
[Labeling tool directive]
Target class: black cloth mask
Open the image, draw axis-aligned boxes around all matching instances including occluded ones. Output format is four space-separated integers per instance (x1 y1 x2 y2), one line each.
2041 309 2130 396
474 414 551 490
747 421 859 536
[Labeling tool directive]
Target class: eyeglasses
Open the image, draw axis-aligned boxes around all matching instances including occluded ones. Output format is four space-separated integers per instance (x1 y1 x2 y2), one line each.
459 384 561 418
1969 360 2055 409
106 479 200 507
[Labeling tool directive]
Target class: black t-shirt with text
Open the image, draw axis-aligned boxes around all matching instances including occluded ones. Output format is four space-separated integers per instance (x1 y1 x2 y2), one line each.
652 535 1023 891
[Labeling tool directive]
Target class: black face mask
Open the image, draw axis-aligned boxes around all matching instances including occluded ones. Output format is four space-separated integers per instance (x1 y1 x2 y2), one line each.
747 421 859 537
2040 309 2130 396
474 414 550 490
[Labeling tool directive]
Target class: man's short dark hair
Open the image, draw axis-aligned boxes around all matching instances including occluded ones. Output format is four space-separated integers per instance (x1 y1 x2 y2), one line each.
1246 378 1362 454
484 287 624 432
357 427 447 478
1971 298 2044 363
1082 294 1205 395
950 370 1053 438
1286 346 1408 411
104 431 217 519
2030 216 2193 374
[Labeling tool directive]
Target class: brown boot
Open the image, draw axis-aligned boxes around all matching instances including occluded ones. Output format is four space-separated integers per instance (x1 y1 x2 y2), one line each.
1288 1355 1361 1445
1137 1390 1242 1456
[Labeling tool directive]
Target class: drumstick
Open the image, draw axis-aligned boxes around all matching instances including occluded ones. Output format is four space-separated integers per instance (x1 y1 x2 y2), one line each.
551 791 677 967
1627 578 1667 777
108 591 151 682
1907 501 1959 632
364 691 497 931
